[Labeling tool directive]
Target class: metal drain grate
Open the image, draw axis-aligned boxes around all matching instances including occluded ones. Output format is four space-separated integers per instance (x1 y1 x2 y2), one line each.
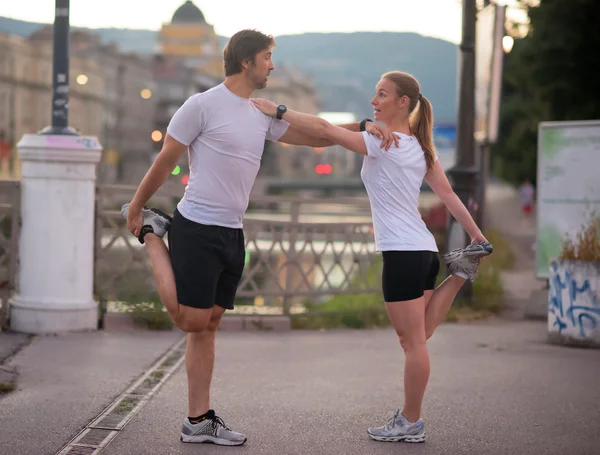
94 413 128 430
62 446 97 455
55 336 186 455
78 429 113 446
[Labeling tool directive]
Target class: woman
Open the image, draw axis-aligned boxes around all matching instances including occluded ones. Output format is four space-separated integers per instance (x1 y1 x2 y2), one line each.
252 71 493 443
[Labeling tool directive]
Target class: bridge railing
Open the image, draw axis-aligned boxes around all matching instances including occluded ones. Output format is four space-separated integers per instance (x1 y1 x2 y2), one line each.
94 185 380 316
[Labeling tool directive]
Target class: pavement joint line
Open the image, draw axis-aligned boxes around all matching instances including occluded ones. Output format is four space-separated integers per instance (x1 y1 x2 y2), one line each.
54 335 186 455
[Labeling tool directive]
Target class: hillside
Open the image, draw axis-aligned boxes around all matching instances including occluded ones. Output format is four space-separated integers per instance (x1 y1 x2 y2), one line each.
0 17 457 121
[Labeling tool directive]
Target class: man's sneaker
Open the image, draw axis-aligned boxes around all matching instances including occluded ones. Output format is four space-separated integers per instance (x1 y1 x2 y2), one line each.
120 203 172 244
180 410 247 446
367 410 425 443
443 241 493 281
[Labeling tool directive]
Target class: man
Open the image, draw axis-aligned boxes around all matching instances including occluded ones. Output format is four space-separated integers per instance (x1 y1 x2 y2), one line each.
121 29 397 446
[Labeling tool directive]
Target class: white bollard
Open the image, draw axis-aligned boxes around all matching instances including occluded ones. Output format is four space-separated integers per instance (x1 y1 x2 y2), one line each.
10 134 102 334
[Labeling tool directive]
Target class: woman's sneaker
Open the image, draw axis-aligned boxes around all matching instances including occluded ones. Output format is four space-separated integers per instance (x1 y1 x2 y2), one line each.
443 241 493 281
367 410 425 443
180 410 247 446
120 203 172 244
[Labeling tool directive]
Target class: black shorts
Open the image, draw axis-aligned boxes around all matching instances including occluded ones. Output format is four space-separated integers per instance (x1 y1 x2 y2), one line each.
381 250 440 302
168 209 245 310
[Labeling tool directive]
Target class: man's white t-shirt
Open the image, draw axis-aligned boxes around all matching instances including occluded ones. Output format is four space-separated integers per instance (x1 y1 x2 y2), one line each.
360 131 438 253
167 83 289 228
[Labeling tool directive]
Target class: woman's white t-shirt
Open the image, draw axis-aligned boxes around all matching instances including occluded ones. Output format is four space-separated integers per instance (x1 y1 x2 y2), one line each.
360 131 438 253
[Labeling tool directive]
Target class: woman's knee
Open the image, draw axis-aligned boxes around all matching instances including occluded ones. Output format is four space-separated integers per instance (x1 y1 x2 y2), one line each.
397 330 427 352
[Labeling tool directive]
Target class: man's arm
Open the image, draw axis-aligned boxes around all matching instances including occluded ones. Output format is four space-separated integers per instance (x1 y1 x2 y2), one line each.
277 122 360 147
277 119 398 150
129 134 187 212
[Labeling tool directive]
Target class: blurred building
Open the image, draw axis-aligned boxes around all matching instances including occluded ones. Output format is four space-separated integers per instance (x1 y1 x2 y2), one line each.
0 28 156 184
1 0 323 187
0 31 104 179
159 1 222 78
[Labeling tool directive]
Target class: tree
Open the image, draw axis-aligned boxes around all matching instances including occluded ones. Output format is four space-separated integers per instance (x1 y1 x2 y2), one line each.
493 0 600 185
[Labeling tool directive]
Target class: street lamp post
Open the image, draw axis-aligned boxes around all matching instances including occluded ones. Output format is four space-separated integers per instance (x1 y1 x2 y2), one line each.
40 0 78 135
446 0 478 298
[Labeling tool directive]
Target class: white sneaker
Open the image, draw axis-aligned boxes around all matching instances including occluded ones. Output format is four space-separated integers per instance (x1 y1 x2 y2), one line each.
443 241 493 281
120 203 172 244
367 410 425 443
180 411 247 446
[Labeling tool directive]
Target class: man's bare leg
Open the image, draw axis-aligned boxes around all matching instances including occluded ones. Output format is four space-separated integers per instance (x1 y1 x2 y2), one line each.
143 234 181 323
186 306 225 417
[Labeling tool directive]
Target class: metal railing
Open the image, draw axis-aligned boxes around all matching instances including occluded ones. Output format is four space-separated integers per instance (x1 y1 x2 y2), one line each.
0 180 20 329
94 184 381 315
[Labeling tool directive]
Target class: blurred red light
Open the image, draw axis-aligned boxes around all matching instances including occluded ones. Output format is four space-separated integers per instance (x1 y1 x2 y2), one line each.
315 164 332 175
181 175 189 185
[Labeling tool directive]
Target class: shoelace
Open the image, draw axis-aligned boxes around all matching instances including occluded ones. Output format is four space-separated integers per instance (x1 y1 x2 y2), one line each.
384 413 404 431
210 415 231 432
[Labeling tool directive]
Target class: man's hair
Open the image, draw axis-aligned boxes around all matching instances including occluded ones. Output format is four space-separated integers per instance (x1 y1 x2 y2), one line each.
223 29 275 76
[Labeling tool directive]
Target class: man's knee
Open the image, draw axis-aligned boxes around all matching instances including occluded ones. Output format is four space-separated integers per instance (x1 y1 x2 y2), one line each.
206 317 222 332
174 306 214 333
176 318 208 333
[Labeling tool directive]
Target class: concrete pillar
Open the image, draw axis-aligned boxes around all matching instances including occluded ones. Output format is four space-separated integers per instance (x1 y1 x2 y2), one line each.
10 134 102 334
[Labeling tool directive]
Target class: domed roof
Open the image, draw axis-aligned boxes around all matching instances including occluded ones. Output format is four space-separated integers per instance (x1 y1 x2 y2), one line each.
171 1 206 24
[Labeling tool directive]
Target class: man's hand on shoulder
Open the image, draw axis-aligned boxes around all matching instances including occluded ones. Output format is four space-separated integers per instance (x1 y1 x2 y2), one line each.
365 122 400 150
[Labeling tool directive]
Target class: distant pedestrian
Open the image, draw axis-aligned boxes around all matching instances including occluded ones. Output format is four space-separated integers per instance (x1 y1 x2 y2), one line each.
519 180 535 217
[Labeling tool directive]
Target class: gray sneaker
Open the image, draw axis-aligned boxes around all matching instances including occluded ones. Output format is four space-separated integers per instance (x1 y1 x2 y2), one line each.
367 410 425 443
180 411 247 446
120 203 172 244
443 241 493 281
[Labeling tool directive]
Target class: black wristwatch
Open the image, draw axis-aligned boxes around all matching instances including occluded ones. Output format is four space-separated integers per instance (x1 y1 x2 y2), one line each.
359 118 373 132
276 105 287 120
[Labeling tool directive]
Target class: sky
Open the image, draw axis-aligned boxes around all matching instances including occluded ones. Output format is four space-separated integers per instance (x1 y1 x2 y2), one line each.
2 0 466 43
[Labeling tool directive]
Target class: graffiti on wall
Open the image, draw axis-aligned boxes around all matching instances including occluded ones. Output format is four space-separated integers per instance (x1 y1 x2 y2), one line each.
548 261 600 339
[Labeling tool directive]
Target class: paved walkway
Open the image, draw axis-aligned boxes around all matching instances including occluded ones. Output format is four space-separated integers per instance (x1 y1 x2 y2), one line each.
2 321 600 455
485 182 547 319
0 330 183 455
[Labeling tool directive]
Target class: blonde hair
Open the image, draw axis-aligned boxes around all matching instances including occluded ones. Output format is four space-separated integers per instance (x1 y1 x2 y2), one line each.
382 71 437 170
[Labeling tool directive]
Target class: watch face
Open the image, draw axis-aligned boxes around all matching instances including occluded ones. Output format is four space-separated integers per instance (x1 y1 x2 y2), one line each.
277 105 287 119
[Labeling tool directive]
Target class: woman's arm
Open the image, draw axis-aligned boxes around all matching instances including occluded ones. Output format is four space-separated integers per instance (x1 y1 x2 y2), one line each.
424 160 487 242
253 98 370 155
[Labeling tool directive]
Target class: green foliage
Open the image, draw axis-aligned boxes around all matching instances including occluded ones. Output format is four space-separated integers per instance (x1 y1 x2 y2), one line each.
493 0 600 185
